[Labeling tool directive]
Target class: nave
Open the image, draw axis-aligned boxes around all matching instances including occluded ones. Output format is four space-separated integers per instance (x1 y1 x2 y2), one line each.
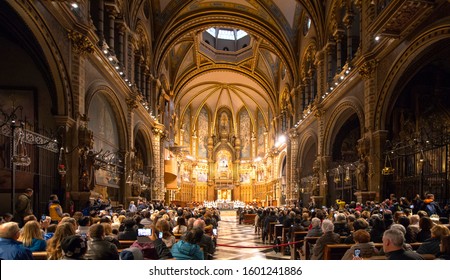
214 211 290 260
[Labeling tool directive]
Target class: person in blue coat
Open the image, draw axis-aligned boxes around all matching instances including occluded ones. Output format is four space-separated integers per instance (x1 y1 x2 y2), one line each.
0 222 33 260
171 227 204 260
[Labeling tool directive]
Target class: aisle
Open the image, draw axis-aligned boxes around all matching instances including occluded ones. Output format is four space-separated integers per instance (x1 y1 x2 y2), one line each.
213 211 290 260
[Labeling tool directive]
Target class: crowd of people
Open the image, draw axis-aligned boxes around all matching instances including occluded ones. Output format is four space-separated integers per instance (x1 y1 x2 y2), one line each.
2 190 450 260
238 193 450 260
0 193 221 260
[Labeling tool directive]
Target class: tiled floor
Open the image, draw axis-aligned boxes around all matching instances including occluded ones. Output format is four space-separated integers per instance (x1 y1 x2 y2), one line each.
213 211 291 260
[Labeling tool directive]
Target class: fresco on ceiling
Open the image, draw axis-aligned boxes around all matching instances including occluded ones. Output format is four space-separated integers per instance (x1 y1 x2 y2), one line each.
198 107 208 158
257 110 265 157
239 109 251 158
182 107 191 148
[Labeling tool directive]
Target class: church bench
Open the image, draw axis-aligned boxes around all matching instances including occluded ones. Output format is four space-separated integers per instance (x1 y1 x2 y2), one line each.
242 213 256 225
290 231 309 260
323 243 384 260
32 251 48 260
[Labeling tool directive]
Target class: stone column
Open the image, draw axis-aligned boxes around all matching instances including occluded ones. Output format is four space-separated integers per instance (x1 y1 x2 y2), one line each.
343 11 354 63
325 42 335 86
97 0 105 43
105 5 118 52
314 50 325 97
333 29 345 73
117 22 126 68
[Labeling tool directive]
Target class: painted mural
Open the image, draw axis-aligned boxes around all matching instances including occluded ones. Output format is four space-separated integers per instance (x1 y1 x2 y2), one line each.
239 109 251 158
257 110 265 157
198 107 208 158
182 107 190 147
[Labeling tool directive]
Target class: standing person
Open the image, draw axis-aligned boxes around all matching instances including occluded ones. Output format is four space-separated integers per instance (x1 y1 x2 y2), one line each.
14 188 33 227
48 194 63 224
0 222 33 260
420 193 442 216
128 201 137 213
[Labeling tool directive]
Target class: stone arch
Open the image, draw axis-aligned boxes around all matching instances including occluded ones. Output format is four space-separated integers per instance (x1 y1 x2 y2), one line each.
323 97 364 157
85 83 128 153
375 24 450 130
4 1 73 117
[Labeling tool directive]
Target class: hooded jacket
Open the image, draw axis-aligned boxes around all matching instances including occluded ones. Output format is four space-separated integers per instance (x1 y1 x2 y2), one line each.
170 240 204 260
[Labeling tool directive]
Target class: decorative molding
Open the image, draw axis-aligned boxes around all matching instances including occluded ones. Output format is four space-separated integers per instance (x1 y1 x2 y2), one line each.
126 97 139 110
358 59 377 80
67 30 95 55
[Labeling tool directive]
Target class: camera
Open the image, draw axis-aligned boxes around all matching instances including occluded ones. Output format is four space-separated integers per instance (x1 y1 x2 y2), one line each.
158 231 163 239
354 249 361 257
138 228 152 236
212 228 218 236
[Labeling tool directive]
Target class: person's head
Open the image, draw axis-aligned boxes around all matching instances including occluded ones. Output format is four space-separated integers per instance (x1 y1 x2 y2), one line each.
61 235 87 259
419 216 433 231
425 193 435 200
183 227 203 244
335 213 346 223
49 194 58 201
311 217 321 228
193 218 206 231
353 229 371 244
25 188 33 196
353 218 369 231
440 235 450 255
101 222 113 236
431 224 450 239
409 214 420 226
176 217 186 226
89 223 105 239
23 214 37 224
78 216 91 227
383 229 405 253
156 219 170 234
123 218 136 229
0 222 20 240
60 217 77 231
20 220 43 246
390 224 406 236
397 216 410 229
119 247 144 260
321 219 334 233
2 213 13 222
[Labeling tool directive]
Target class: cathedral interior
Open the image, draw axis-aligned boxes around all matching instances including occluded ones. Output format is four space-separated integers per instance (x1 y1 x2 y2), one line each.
1 0 450 215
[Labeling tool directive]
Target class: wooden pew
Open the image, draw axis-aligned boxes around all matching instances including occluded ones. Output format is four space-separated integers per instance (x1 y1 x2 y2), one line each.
304 236 320 260
32 251 47 260
323 243 384 260
268 222 278 243
118 240 136 249
290 231 309 260
242 213 256 225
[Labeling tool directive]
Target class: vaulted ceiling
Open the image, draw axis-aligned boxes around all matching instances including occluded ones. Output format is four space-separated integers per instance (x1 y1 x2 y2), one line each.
150 0 304 137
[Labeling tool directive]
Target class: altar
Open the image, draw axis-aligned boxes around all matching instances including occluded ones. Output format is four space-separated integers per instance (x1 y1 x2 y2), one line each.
202 200 246 209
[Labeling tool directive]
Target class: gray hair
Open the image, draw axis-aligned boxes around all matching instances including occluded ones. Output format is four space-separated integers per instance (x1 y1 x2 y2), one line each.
321 219 334 232
390 224 406 235
311 217 321 228
383 229 405 247
0 222 20 239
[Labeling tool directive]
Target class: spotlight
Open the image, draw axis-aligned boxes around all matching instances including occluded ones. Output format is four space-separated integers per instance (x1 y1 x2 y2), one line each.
340 75 344 80
119 71 124 76
345 70 350 74
115 65 119 70
375 35 380 41
108 56 113 61
335 81 338 85
103 49 108 54
71 3 79 9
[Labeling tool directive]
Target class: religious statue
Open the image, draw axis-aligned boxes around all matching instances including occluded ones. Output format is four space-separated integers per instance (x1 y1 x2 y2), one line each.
356 157 367 191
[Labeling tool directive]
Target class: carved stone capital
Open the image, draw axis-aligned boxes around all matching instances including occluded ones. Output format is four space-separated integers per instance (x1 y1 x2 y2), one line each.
359 60 377 80
126 97 139 110
67 30 94 55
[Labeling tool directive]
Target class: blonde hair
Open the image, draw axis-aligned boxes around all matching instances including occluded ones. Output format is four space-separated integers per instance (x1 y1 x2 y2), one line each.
46 222 75 260
19 221 43 246
431 224 450 239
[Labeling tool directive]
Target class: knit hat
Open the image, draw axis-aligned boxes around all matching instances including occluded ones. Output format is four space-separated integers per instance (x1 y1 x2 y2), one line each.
119 247 144 260
61 235 87 259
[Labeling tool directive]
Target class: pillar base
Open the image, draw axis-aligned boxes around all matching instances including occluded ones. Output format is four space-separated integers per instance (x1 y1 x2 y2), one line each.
354 191 377 204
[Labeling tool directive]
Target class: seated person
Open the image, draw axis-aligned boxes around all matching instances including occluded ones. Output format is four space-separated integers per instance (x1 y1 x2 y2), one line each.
0 222 33 260
61 235 88 260
311 219 340 260
341 229 378 260
171 227 204 260
382 229 423 260
416 224 449 255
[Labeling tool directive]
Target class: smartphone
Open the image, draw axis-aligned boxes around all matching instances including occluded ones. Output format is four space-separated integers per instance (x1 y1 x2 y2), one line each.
138 228 152 236
410 205 414 209
354 249 361 257
213 228 218 236
80 232 87 239
41 214 46 221
158 231 163 239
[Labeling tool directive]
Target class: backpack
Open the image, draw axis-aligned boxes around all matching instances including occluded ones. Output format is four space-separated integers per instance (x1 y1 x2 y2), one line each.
426 203 436 215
